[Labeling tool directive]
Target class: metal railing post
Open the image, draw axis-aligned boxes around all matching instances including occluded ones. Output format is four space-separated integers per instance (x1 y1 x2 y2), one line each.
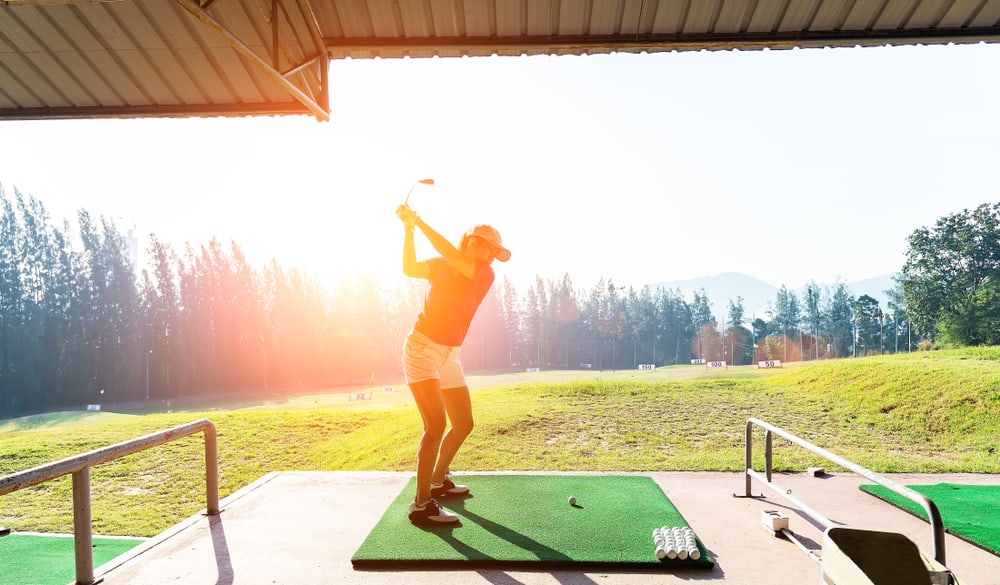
205 422 220 515
764 429 773 483
744 420 753 496
72 468 95 585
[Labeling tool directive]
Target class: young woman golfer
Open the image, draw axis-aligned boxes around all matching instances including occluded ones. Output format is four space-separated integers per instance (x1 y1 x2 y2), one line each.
395 203 510 526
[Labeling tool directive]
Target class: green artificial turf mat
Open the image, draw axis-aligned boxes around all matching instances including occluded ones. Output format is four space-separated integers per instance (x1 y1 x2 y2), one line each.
860 483 1000 556
352 474 713 570
0 533 145 585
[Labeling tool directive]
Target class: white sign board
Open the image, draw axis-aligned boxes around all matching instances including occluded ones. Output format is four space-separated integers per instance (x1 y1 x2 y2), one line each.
526 367 540 373
690 358 706 365
638 364 655 370
382 386 396 392
757 360 782 369
707 361 727 368
349 392 372 401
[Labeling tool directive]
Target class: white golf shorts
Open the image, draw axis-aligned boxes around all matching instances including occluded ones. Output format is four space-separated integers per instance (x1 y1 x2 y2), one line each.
402 328 467 389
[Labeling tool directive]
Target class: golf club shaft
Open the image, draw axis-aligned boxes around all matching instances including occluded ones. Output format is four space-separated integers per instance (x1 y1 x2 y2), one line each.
403 178 434 207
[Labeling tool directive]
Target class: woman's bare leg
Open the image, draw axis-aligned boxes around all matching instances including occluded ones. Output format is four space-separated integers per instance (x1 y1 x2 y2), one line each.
431 385 474 484
409 378 446 504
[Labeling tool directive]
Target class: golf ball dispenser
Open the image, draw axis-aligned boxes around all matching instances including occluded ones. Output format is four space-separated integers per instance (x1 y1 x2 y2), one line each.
651 526 701 561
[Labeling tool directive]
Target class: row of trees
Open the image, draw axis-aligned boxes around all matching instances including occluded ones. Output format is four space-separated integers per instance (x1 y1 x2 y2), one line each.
475 275 917 375
488 202 1000 365
0 185 410 415
1 184 994 416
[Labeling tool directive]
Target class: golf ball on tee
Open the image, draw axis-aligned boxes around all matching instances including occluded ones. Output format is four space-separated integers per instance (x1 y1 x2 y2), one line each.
568 496 576 505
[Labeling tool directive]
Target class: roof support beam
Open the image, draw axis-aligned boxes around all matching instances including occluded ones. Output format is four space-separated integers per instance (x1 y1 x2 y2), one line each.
173 0 330 121
0 102 316 121
324 28 1000 54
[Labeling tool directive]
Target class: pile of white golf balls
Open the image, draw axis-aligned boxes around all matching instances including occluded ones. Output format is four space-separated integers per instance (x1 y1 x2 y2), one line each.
652 526 700 560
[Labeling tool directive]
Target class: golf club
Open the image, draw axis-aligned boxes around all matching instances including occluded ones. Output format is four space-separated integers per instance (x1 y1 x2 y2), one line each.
404 178 435 206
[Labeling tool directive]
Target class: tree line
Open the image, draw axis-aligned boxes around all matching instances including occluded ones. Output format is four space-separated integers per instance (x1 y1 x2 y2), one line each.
1 184 995 417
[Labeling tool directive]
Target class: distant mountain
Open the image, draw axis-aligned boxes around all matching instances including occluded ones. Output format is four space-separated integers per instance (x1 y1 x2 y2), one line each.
847 274 898 303
651 272 899 321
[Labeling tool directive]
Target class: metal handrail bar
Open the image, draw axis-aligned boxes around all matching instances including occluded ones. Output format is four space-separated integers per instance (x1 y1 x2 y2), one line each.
0 418 219 585
744 417 946 565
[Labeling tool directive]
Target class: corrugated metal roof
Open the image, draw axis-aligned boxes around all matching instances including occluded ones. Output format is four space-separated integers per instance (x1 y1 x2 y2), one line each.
1 0 329 119
2 0 999 121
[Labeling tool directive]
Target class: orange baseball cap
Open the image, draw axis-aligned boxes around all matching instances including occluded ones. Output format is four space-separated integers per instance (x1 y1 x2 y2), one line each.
463 225 511 262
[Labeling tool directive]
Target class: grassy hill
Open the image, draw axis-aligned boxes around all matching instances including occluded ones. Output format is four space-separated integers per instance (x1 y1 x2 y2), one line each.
1 347 997 536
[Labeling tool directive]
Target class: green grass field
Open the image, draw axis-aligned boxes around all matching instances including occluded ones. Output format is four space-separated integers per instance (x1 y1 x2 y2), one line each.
1 347 998 538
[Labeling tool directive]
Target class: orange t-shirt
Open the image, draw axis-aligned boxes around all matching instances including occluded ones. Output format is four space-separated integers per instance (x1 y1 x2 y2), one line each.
414 257 494 346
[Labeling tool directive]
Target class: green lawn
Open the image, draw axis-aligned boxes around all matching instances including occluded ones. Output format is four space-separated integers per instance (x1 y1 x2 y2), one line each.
1 347 998 537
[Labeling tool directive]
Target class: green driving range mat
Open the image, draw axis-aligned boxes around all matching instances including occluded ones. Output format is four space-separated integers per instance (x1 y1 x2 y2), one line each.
0 533 145 585
860 483 1000 556
352 474 713 570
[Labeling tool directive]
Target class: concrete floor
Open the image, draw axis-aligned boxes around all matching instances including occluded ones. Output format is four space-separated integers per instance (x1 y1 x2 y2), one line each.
91 471 999 585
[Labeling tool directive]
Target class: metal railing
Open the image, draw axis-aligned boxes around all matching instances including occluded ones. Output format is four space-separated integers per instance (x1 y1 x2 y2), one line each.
0 418 219 585
742 417 946 564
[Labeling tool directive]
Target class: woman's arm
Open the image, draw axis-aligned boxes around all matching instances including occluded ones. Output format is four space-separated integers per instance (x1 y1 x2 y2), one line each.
397 204 476 280
413 215 476 279
398 205 430 279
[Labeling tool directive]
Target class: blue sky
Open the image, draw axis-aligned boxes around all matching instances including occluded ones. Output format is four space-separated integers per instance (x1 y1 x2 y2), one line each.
1 42 997 293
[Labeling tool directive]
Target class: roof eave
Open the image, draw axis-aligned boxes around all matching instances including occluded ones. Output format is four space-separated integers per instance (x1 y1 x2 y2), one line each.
0 103 317 121
323 28 1000 57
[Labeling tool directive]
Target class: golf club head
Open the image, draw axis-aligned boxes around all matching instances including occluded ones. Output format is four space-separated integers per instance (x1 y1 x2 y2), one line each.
404 178 435 206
